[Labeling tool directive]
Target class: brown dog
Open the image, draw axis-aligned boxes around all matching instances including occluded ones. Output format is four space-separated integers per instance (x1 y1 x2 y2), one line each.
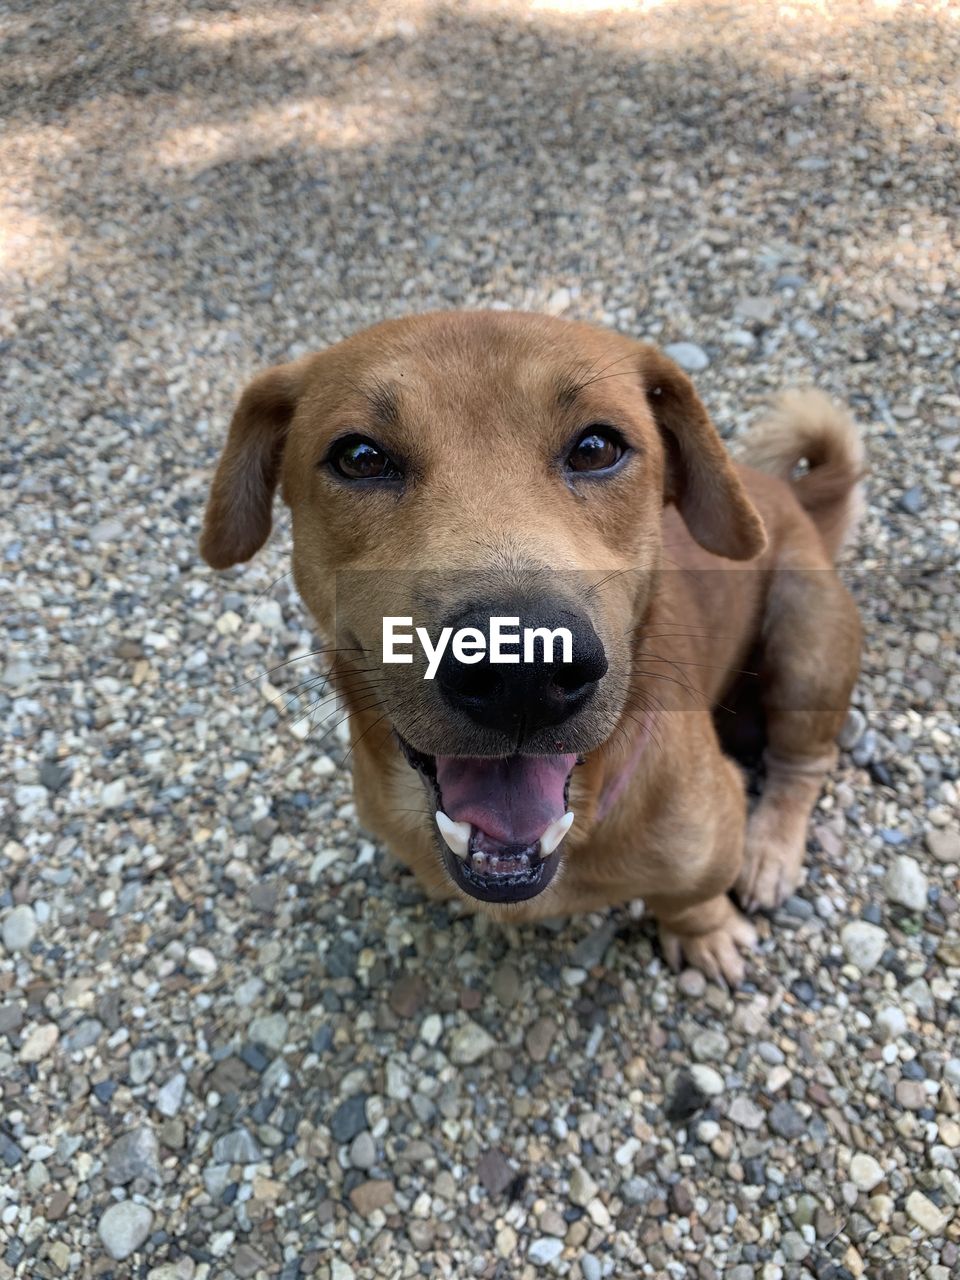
201 311 862 985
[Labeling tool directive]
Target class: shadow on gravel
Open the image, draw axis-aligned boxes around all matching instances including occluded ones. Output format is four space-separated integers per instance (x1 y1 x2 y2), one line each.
2 0 956 309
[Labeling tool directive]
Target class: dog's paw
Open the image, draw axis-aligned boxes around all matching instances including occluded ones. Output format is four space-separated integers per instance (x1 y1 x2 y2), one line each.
736 831 804 914
659 903 757 988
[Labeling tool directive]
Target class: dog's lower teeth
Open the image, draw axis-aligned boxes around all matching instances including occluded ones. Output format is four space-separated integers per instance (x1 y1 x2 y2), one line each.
439 815 572 880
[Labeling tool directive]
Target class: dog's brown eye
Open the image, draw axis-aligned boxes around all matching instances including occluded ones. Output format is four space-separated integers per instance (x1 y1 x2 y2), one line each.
566 427 627 474
328 436 401 482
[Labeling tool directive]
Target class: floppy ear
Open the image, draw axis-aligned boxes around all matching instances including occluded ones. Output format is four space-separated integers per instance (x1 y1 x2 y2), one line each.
200 361 305 570
637 345 767 561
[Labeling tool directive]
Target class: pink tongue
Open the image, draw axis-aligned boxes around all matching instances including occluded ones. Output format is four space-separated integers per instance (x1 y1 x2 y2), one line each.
434 754 577 846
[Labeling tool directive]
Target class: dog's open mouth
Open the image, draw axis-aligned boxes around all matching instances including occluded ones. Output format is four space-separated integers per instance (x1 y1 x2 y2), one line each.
399 738 577 904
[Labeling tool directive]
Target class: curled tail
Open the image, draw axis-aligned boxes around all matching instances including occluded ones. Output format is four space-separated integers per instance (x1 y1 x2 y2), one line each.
742 389 866 560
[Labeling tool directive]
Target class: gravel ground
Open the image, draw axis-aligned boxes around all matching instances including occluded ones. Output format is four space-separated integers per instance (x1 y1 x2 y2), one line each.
2 1 959 1277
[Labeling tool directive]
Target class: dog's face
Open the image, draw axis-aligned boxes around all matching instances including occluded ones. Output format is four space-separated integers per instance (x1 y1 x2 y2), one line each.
202 312 764 907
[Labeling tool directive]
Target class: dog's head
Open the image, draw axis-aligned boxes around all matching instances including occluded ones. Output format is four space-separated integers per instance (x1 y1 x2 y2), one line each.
202 312 765 906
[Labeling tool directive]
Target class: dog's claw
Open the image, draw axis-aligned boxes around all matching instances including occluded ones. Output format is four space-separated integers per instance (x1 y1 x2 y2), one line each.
661 932 684 973
659 904 757 989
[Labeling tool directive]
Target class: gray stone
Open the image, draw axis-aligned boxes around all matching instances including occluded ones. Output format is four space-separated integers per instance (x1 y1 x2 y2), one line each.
156 1072 187 1118
851 728 878 766
691 1029 729 1062
898 485 925 514
528 1237 564 1266
203 1163 232 1198
926 828 960 865
477 1148 514 1195
729 1096 764 1130
348 1131 376 1170
781 1231 810 1262
690 1065 725 1097
63 1018 103 1052
571 920 617 969
330 1095 368 1144
837 707 867 751
849 1153 884 1192
98 1201 154 1260
569 1166 598 1207
769 1101 805 1139
840 921 888 973
906 1189 948 1234
248 1012 288 1052
735 295 778 328
105 1126 161 1186
874 1006 908 1041
212 1128 262 1165
885 854 928 912
663 341 709 373
677 968 706 998
2 905 38 952
902 977 934 1018
449 1021 496 1065
128 1048 157 1085
185 946 217 976
490 963 521 1007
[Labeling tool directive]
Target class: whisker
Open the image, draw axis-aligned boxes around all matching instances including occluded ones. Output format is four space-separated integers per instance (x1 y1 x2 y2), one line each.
230 645 369 692
244 568 294 617
636 650 757 677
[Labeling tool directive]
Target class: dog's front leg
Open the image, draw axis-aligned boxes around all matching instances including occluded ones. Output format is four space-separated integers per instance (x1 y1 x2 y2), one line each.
637 750 757 988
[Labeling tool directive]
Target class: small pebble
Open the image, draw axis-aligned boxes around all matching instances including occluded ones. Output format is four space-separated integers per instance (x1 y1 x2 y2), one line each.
98 1202 154 1260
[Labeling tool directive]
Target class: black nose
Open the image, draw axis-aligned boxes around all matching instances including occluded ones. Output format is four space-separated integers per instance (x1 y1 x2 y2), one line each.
435 600 608 735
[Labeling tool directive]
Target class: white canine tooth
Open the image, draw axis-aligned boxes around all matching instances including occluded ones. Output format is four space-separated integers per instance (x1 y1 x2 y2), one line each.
539 810 575 857
435 811 471 859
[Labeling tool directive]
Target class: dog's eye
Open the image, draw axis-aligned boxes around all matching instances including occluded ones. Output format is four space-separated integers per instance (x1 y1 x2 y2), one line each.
566 427 627 474
328 435 402 482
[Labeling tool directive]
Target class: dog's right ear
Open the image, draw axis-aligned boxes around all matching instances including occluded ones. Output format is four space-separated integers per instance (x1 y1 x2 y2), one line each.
200 361 305 570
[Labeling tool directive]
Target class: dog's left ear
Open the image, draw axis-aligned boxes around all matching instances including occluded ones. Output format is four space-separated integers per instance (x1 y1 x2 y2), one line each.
637 344 767 561
200 360 306 570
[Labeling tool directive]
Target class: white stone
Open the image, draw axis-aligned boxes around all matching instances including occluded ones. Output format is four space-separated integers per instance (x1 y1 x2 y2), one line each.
98 1201 154 1260
545 287 572 315
840 921 888 973
874 1006 908 1042
420 1014 443 1047
884 855 928 912
101 780 126 808
253 600 284 631
690 1065 725 1096
2 904 38 952
185 947 217 977
15 785 48 809
448 1022 495 1065
849 1153 885 1193
528 1237 564 1266
905 1190 948 1234
926 828 960 864
210 1230 235 1258
729 1096 764 1130
20 1024 59 1063
156 1073 187 1118
248 1012 288 1052
664 341 710 372
569 1166 597 1207
692 1029 729 1061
